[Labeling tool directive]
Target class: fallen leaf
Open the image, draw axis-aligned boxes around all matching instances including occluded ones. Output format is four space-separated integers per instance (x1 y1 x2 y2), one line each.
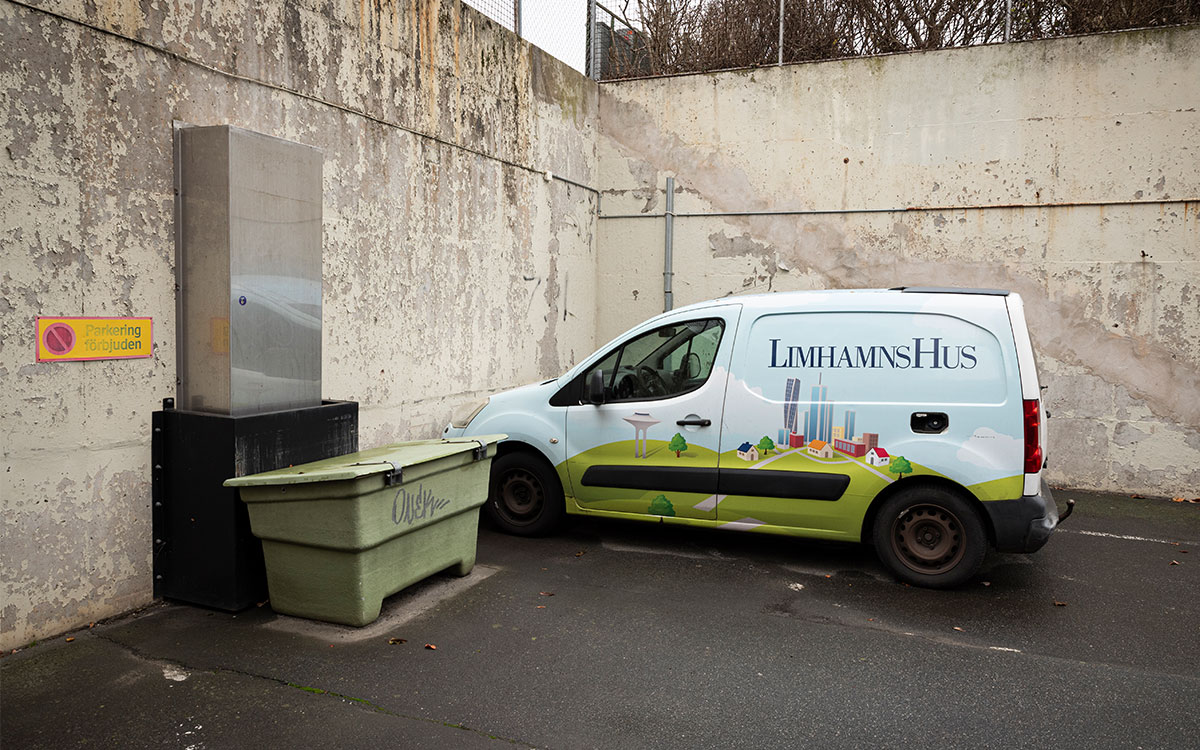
88 622 95 628
1172 497 1185 503
1053 601 1067 607
424 643 438 650
953 626 965 632
824 575 832 579
1171 542 1180 546
387 638 407 645
1170 560 1181 565
867 618 875 622
575 551 586 557
256 600 268 607
1182 550 1189 554
328 644 334 648
65 637 75 642
981 581 991 587
539 591 554 597
536 605 546 609
1189 498 1200 504
1130 494 1144 498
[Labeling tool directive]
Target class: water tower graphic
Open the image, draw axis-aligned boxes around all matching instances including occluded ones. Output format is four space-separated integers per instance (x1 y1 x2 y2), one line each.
623 412 661 458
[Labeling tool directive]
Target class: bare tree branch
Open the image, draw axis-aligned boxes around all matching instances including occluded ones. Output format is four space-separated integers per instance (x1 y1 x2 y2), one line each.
596 0 1199 78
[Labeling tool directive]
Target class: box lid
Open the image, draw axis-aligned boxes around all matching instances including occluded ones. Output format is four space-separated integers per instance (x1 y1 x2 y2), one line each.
223 435 505 488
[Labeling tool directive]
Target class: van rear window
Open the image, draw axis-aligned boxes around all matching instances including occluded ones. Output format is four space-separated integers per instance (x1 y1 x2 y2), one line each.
742 311 1008 406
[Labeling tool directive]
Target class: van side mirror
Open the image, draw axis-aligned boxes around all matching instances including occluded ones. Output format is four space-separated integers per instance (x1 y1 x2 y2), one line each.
587 370 606 405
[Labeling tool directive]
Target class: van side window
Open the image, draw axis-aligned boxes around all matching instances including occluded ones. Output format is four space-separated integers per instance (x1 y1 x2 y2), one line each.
586 319 725 402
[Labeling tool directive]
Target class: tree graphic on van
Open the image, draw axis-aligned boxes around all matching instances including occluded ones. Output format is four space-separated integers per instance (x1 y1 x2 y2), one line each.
889 456 913 479
648 495 676 516
757 435 776 456
669 433 688 457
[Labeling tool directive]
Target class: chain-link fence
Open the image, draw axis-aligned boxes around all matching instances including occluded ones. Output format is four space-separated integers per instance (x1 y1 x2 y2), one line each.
462 0 589 72
587 3 651 78
591 0 1200 78
461 0 520 32
463 0 1198 80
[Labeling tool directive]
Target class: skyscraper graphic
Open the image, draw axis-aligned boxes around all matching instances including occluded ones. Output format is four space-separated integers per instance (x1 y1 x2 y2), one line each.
822 394 834 444
783 377 802 433
844 410 856 441
808 375 834 444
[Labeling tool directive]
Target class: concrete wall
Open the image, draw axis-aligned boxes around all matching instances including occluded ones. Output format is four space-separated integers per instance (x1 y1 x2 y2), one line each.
595 27 1200 498
0 0 597 650
3 0 1194 650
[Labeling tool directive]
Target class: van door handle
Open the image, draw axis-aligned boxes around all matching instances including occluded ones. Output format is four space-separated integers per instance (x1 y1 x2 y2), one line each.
677 418 711 427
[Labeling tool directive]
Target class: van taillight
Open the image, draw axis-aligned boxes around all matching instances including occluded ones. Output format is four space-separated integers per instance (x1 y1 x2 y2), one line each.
1023 399 1042 473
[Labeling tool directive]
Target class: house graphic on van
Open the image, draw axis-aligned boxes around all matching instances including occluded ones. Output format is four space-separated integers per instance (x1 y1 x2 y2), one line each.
736 442 760 461
866 447 890 466
807 440 833 459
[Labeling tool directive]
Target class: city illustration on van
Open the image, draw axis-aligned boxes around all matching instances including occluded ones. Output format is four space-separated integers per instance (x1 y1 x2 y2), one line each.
597 375 924 518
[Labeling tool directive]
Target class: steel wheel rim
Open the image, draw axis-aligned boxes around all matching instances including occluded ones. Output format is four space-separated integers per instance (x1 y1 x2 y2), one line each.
890 503 965 575
496 469 543 525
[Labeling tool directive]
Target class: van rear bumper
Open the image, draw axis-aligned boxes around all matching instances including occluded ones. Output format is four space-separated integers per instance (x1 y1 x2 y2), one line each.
983 480 1059 553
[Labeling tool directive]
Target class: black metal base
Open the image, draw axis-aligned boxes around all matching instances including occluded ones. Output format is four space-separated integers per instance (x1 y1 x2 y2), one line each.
152 400 358 611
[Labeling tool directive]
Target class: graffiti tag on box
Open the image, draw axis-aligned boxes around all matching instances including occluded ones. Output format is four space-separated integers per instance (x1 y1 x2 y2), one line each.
392 484 451 526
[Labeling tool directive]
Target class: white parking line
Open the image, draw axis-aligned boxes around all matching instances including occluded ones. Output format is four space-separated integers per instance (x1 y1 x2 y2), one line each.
601 541 712 559
1059 528 1198 546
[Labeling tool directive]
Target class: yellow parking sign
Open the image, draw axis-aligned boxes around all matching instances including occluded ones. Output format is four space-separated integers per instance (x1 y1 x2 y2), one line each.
36 317 153 362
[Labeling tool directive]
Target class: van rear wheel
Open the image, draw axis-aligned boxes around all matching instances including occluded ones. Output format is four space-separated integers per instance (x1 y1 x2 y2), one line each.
872 486 986 588
485 452 564 537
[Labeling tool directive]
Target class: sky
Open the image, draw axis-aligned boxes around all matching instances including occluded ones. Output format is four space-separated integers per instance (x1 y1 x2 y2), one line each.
522 0 589 73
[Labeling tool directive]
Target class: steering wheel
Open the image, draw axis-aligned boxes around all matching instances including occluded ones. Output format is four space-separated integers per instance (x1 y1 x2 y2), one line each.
637 366 669 398
615 375 636 400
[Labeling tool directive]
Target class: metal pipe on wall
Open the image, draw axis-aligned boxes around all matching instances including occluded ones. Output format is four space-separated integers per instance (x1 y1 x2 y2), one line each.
778 0 785 65
598 197 1195 221
664 176 675 312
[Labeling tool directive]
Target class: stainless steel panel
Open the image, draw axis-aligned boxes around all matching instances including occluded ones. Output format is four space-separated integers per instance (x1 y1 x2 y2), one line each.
227 129 322 415
177 125 232 413
176 125 323 416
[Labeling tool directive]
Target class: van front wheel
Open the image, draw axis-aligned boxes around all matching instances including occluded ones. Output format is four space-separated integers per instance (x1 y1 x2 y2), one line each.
872 486 986 588
485 452 564 537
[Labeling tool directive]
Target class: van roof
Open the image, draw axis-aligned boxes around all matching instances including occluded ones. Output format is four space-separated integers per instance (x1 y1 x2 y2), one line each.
668 287 1012 316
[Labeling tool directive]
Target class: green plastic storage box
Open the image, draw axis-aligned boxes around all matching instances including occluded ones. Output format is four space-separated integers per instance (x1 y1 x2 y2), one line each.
224 435 504 626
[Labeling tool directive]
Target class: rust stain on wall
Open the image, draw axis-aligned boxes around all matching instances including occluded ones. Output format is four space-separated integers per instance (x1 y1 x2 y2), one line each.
1 0 598 651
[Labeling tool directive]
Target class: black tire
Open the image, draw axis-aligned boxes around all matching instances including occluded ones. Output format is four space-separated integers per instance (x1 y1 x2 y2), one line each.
871 485 987 588
484 451 565 537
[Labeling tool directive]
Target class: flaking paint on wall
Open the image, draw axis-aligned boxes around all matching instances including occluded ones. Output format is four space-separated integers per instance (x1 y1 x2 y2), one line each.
1 0 597 650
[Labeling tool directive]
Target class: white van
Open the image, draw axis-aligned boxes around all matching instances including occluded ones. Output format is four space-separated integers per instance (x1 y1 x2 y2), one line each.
444 288 1069 587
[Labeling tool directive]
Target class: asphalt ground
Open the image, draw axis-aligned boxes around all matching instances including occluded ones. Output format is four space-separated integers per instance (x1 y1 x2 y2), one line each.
3 489 1198 749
